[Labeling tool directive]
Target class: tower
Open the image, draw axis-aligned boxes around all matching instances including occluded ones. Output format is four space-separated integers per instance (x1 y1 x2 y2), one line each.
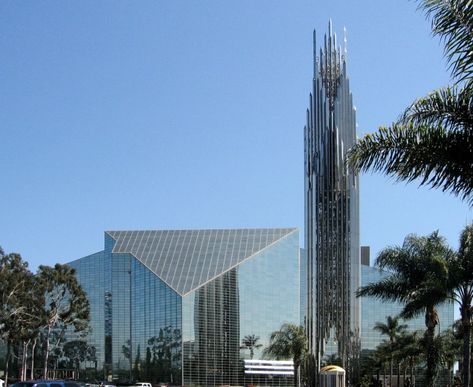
304 22 360 373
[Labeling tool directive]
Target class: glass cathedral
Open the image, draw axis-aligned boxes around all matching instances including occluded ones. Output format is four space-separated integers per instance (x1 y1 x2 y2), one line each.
69 228 300 386
304 22 360 371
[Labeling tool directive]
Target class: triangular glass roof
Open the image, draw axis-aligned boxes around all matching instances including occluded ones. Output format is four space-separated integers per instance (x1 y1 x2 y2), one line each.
106 228 296 296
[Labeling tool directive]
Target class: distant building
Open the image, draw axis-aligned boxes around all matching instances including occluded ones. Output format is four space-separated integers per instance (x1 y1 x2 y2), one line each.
304 22 360 371
69 228 300 387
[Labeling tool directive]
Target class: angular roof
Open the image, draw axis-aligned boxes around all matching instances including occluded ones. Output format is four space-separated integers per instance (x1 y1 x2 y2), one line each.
106 228 297 296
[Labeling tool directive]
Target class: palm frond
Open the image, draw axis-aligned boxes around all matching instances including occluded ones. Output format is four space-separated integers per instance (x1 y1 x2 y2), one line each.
264 323 307 363
400 298 432 320
356 276 408 303
418 0 473 84
400 86 473 132
347 122 473 203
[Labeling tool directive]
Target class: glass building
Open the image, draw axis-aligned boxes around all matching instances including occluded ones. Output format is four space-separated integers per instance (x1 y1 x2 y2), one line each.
68 228 300 387
304 22 360 372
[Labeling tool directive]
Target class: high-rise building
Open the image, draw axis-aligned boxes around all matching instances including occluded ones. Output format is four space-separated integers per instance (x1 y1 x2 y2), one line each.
68 228 300 387
304 22 360 371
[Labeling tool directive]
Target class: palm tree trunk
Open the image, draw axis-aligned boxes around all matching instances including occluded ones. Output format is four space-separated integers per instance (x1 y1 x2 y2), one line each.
448 363 453 387
390 358 393 386
424 306 438 387
461 312 471 387
425 326 436 387
294 363 299 387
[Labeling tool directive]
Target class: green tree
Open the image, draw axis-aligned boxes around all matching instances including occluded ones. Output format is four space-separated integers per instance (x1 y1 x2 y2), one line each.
356 232 452 387
240 334 262 359
145 347 152 381
439 329 461 386
133 344 142 381
36 264 90 379
0 248 41 385
147 326 181 383
347 1 473 204
372 341 391 385
263 323 307 387
373 316 407 384
446 224 473 387
63 340 96 377
394 331 423 387
122 338 132 370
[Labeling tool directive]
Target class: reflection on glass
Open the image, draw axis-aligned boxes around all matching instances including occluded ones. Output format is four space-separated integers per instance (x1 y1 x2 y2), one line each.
190 269 240 386
68 229 299 387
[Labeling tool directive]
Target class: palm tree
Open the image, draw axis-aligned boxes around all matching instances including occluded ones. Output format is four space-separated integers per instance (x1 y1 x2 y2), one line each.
395 331 423 387
372 341 391 386
373 316 408 384
446 224 473 387
347 1 473 204
439 328 461 386
263 323 307 387
240 334 262 359
356 231 452 387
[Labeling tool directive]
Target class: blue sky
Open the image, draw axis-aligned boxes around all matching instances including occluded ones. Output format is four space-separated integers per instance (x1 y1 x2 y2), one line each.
1 0 472 271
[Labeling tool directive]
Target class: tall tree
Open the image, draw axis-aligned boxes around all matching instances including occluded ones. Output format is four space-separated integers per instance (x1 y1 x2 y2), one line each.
17 283 44 382
263 324 307 387
394 331 423 386
36 264 90 379
63 340 96 377
373 316 407 384
356 231 452 387
0 249 40 386
347 1 473 204
240 334 262 359
439 328 461 386
446 224 473 387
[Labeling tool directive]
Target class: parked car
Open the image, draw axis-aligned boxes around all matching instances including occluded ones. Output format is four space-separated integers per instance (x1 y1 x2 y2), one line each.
12 381 82 387
134 383 152 387
98 382 115 387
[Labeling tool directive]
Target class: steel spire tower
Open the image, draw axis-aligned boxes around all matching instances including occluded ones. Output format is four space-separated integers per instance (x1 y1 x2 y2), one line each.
304 21 360 374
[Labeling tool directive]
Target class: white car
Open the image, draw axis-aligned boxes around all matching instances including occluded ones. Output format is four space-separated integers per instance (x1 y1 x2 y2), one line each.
134 383 152 387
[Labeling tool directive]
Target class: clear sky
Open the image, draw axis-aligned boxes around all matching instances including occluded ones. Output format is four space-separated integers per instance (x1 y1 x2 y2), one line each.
1 0 472 272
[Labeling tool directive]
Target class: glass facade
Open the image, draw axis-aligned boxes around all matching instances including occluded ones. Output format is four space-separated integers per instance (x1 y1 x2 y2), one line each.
300 248 307 327
360 262 455 351
68 251 108 370
69 228 300 387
